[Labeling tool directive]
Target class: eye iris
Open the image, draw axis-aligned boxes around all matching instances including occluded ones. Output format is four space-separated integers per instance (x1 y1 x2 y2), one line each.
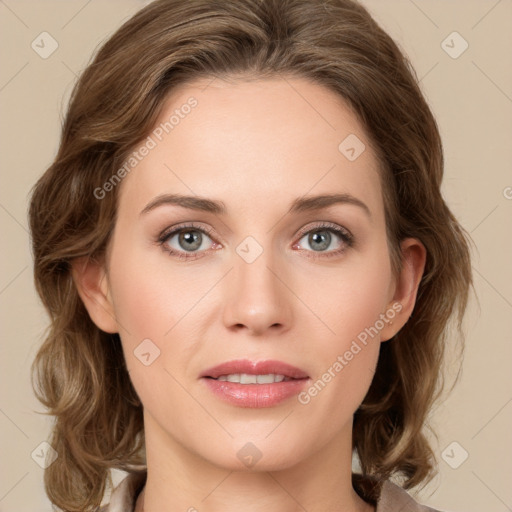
309 230 331 251
179 230 202 251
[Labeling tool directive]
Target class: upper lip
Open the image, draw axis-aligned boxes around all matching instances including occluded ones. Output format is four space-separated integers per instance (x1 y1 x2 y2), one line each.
200 359 309 379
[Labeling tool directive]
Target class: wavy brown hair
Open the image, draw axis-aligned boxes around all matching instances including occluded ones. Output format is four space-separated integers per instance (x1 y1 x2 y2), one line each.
28 0 474 510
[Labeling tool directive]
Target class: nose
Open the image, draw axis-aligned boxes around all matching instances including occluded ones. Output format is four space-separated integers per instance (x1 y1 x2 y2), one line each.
222 243 293 337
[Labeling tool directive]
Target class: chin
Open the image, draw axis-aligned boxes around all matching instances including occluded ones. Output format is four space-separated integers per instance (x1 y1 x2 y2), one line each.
196 435 308 473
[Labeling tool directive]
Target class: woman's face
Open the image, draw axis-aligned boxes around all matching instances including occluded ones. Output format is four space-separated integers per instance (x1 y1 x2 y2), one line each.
95 77 410 470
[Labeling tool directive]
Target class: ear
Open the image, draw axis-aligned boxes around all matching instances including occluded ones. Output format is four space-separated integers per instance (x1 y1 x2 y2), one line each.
380 237 426 342
71 256 118 333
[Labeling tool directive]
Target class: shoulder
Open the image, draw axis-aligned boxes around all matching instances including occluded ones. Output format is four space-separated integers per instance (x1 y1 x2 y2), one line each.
377 479 443 512
99 470 147 512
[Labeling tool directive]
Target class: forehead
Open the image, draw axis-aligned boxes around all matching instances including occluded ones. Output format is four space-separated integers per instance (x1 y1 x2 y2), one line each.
117 76 384 221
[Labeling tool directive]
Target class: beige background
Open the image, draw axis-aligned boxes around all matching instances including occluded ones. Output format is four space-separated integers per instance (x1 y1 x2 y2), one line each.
1 1 511 511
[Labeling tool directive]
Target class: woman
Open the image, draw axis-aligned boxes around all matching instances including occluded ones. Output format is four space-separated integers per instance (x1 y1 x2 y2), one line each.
29 0 473 511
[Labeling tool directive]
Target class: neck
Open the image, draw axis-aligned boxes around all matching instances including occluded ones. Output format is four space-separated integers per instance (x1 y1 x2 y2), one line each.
136 412 374 512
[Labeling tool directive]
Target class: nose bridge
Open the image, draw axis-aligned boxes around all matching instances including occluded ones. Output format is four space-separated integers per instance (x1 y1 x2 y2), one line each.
223 233 291 333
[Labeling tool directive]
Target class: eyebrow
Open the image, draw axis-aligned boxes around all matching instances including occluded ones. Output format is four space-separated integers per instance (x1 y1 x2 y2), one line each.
140 192 371 218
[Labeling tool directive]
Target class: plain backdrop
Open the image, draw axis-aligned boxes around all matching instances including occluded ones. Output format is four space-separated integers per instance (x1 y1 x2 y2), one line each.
0 1 511 511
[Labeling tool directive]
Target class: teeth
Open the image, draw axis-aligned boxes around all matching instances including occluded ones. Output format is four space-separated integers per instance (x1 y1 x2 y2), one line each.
256 374 276 384
241 373 257 384
215 373 288 384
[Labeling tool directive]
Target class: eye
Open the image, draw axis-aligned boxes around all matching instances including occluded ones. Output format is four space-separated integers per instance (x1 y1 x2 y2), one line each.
158 223 218 260
157 221 354 260
293 222 354 259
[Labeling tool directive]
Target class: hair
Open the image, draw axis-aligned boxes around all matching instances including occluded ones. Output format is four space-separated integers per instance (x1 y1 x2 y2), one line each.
28 0 474 510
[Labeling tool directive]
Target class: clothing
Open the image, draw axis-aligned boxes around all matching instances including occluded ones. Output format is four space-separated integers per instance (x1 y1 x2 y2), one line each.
99 470 443 512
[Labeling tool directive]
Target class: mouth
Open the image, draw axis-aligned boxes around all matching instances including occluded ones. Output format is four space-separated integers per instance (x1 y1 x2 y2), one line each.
200 358 309 380
200 359 310 408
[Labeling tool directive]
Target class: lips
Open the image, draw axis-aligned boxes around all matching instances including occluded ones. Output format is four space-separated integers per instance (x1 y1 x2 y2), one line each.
200 359 310 408
200 359 309 380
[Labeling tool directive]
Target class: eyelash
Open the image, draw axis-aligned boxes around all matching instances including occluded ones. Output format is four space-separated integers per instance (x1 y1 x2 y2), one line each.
157 221 354 261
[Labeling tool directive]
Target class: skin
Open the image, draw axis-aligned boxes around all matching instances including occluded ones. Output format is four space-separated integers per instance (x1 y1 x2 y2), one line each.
73 76 426 512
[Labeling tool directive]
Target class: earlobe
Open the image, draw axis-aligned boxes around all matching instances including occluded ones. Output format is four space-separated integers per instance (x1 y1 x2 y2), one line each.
71 256 118 334
380 238 427 342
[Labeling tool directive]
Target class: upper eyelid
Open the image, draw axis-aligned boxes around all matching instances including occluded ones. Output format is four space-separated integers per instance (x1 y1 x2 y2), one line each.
158 222 214 241
296 221 352 238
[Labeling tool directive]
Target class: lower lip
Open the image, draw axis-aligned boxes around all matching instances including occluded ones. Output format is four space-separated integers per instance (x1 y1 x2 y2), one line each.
202 377 309 408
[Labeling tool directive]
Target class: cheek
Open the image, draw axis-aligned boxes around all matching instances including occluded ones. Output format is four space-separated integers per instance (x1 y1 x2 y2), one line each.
298 245 392 354
108 238 204 341
295 248 392 412
106 249 191 421
106 241 212 396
